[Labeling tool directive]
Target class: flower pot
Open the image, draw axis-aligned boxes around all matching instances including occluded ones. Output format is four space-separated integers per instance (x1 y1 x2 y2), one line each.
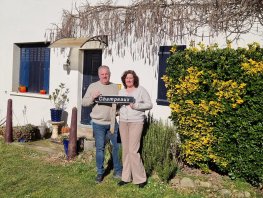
63 139 82 158
19 86 27 93
61 126 70 133
18 137 26 143
40 89 46 94
63 139 69 158
50 108 63 122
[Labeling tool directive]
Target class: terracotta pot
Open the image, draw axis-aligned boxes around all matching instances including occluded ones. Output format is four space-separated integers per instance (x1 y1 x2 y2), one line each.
40 89 46 94
19 86 27 93
61 126 70 133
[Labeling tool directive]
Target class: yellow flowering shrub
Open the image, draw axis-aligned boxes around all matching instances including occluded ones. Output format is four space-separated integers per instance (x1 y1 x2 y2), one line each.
241 59 263 75
164 42 263 185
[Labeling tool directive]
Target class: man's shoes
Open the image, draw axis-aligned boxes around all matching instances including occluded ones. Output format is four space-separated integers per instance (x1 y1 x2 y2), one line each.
117 181 129 186
95 174 103 183
138 182 147 188
113 172 122 179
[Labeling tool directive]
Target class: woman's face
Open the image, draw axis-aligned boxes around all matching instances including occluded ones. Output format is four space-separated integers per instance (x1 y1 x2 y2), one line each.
125 73 134 88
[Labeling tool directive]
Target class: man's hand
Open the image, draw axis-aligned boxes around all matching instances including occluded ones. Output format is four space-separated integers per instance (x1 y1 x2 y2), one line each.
92 90 101 100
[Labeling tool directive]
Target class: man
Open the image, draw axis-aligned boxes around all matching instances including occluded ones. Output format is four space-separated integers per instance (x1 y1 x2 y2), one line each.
82 65 122 183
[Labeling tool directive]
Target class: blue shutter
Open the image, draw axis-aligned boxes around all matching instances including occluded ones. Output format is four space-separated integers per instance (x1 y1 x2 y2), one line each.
157 45 186 106
43 48 50 93
19 48 30 87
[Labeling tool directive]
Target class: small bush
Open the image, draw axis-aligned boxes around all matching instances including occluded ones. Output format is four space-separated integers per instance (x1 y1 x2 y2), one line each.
15 124 41 142
142 117 180 182
155 156 178 182
0 124 40 142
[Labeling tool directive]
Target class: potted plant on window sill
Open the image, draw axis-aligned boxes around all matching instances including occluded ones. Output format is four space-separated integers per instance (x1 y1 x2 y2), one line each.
39 89 47 94
49 83 69 122
19 85 27 93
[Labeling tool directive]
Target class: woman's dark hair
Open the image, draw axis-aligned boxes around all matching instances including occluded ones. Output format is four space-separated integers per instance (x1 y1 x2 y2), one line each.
121 70 139 88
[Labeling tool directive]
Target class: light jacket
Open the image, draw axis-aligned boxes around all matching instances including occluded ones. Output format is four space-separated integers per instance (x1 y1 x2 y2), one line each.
118 86 153 122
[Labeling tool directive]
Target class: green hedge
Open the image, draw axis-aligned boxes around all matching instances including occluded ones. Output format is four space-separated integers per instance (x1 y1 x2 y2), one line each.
163 42 263 186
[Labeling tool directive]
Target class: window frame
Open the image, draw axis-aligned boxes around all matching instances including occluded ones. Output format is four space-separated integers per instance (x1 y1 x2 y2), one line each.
12 42 50 94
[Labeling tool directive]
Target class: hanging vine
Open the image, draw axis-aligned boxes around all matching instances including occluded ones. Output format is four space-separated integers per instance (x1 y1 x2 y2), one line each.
46 0 263 63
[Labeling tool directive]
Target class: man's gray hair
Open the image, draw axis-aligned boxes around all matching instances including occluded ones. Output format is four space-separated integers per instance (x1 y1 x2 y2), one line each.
98 65 111 75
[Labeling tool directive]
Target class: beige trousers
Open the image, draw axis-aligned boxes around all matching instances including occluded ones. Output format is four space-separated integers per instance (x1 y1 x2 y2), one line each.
119 121 147 184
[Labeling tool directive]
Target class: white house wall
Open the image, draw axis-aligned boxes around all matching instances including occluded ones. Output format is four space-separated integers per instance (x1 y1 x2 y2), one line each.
0 0 262 127
0 0 79 126
49 48 80 125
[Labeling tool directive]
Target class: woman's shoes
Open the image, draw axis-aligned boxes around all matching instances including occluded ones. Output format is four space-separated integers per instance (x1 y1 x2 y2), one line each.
117 181 129 186
118 180 147 188
138 182 147 188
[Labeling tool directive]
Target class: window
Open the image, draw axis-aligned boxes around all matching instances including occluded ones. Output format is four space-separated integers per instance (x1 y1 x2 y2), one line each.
157 45 186 106
17 42 50 93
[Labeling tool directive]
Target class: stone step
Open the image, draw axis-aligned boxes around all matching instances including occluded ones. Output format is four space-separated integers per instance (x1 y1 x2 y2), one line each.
77 125 95 151
83 139 95 151
77 125 93 140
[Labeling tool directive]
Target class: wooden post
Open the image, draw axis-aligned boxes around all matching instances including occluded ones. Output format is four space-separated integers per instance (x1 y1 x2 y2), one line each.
68 107 77 160
5 99 13 143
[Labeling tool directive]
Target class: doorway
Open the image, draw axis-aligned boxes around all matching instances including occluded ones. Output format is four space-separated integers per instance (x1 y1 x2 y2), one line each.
81 50 102 125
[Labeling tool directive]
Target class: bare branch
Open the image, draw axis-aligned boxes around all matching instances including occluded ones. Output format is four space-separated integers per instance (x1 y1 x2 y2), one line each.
46 0 263 63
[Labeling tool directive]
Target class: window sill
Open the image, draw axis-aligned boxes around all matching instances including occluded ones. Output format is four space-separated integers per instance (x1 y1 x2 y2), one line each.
156 99 169 106
10 91 50 99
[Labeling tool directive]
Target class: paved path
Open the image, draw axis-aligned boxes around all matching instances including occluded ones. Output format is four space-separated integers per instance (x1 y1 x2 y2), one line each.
11 126 94 156
14 139 64 155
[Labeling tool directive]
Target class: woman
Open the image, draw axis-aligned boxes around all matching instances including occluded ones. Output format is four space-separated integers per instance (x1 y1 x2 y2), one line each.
117 70 153 188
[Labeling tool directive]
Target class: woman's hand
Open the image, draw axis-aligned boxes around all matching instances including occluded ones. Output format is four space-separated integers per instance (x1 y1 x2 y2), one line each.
129 103 135 109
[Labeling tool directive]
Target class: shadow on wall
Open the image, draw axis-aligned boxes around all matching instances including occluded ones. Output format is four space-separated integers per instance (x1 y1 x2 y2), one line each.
62 111 68 126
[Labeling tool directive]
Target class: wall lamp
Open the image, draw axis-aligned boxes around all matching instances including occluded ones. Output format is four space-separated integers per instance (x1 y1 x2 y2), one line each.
63 48 71 74
63 58 71 74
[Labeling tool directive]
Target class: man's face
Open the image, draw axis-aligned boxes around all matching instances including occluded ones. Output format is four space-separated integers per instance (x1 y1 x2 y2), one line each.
99 68 110 85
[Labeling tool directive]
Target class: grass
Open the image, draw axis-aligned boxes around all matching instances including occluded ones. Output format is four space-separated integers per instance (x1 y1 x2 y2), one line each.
0 138 262 198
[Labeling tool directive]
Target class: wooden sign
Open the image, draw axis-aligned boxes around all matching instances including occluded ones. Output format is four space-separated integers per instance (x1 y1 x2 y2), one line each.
95 95 135 134
95 95 135 104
